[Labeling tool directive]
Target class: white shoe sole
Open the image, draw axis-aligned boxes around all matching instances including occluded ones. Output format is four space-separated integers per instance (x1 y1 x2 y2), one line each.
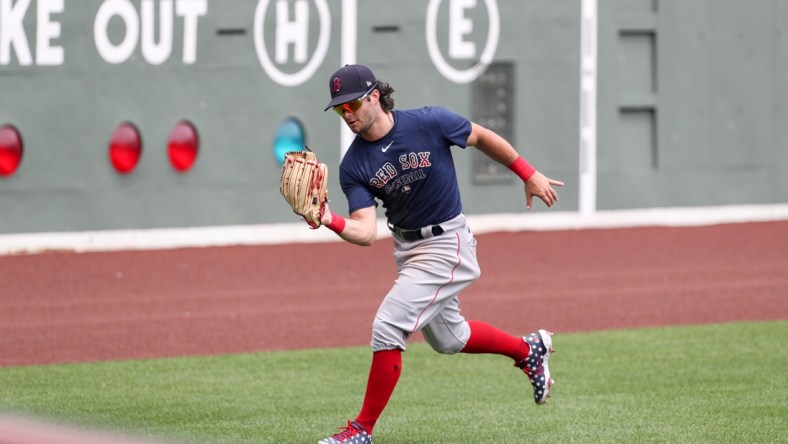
536 329 554 405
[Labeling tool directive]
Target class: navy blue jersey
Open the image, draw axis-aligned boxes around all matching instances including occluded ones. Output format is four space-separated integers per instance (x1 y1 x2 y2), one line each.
339 106 472 229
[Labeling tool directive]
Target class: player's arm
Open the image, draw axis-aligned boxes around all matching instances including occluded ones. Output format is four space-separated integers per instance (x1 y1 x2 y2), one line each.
320 203 378 246
467 122 564 209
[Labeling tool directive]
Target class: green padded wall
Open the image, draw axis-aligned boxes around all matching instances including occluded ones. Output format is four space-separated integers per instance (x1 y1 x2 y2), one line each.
597 0 787 209
0 0 785 234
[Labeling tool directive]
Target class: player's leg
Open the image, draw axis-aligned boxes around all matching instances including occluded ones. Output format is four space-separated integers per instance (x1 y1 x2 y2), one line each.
416 226 555 404
419 300 527 362
351 348 401 437
460 321 555 404
459 320 530 359
319 225 485 442
318 350 398 444
354 230 479 435
421 310 555 405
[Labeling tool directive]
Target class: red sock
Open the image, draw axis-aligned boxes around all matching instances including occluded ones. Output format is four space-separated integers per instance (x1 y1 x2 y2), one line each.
354 349 402 434
460 320 530 362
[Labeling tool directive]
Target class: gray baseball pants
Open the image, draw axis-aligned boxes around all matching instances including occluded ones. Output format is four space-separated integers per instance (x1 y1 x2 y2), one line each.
371 213 481 354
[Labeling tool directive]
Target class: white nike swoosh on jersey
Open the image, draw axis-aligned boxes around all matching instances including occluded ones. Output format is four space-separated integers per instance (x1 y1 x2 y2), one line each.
382 140 394 152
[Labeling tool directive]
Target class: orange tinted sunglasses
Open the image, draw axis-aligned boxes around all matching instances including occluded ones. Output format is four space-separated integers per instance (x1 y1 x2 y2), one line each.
333 83 378 116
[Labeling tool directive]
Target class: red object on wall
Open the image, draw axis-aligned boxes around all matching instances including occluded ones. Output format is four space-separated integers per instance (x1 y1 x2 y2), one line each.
109 122 142 174
0 125 23 177
168 121 199 172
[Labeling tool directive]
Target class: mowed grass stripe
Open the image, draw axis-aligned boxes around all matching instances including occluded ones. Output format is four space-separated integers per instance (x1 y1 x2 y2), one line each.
1 321 785 443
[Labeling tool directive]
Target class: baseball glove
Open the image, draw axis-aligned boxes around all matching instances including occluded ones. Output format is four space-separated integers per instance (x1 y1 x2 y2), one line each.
279 149 328 228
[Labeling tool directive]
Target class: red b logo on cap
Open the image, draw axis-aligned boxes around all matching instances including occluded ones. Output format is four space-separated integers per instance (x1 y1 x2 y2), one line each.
332 77 341 92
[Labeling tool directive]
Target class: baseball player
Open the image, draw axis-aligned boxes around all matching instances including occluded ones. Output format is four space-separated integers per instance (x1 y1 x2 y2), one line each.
316 64 564 444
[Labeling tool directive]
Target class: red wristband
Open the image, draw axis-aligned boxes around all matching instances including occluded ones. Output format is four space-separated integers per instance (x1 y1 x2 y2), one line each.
508 156 536 182
326 211 346 234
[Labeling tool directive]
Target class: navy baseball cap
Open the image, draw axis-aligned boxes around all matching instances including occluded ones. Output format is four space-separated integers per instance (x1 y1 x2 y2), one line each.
324 64 378 111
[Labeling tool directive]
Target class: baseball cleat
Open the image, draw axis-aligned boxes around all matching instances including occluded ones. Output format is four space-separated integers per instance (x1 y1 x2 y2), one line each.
515 329 555 405
318 420 372 444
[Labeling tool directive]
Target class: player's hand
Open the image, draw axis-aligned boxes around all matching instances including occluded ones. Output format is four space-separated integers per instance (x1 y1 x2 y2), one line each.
524 171 564 209
320 202 333 226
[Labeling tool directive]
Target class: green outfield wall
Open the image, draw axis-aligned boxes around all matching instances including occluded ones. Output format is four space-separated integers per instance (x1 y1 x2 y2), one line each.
0 0 785 234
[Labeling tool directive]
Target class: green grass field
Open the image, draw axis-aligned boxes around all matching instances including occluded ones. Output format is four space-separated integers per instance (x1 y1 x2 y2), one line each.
1 321 786 443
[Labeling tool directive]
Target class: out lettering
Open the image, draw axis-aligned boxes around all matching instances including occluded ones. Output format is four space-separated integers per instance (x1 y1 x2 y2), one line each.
94 0 207 65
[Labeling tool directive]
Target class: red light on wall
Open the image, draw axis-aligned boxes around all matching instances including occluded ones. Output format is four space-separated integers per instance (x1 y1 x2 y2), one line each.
0 124 23 177
109 122 142 174
168 121 199 172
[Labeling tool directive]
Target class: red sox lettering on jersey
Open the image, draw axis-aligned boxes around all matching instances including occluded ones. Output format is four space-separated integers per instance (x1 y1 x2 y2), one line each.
369 151 431 194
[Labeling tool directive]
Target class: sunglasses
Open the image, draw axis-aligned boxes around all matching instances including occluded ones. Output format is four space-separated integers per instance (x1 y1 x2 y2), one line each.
333 83 378 116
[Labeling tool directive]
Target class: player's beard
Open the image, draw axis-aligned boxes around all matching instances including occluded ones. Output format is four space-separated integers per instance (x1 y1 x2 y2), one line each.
344 112 372 136
346 118 366 135
347 107 386 140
